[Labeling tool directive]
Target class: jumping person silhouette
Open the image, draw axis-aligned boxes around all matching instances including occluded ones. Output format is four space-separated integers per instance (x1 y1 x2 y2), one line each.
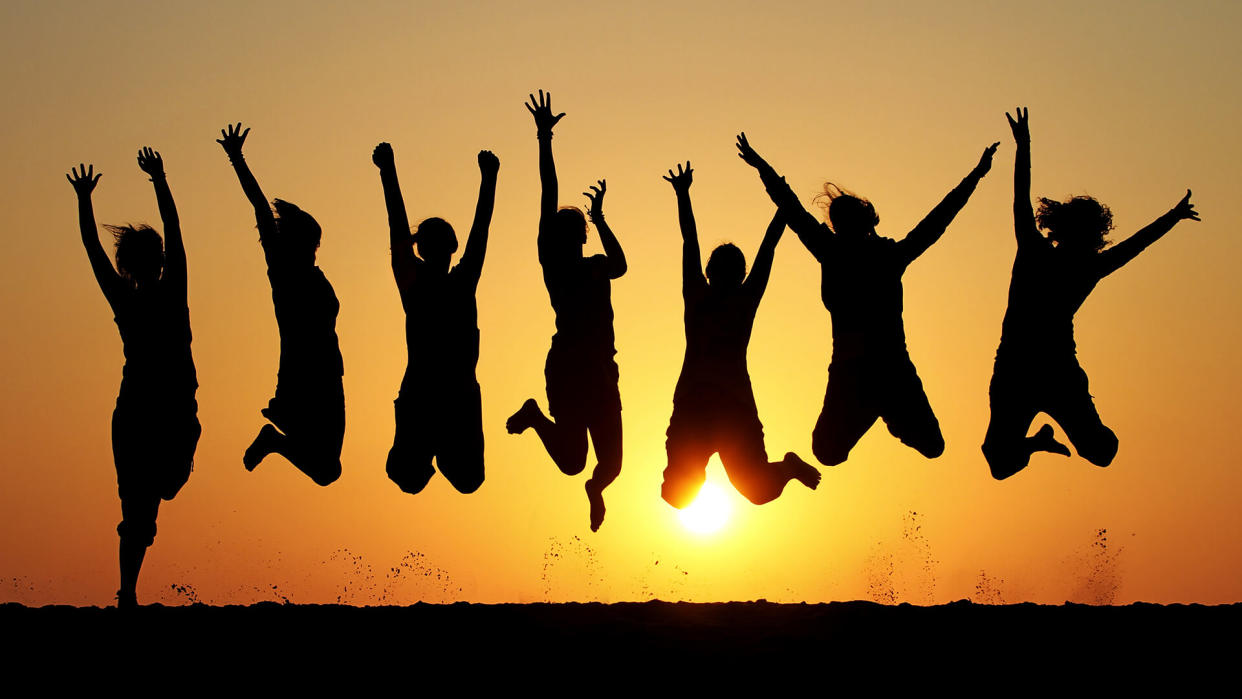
68 150 201 608
373 142 498 494
506 90 626 531
736 132 998 466
218 123 344 486
659 162 821 509
982 108 1199 479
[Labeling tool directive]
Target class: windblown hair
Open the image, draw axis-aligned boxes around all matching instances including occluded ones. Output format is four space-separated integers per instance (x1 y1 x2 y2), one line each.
106 224 164 284
1036 196 1113 252
273 198 322 251
814 182 880 234
705 243 747 287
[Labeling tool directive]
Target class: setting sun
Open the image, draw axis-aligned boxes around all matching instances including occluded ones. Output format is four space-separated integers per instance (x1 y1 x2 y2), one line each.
679 483 732 535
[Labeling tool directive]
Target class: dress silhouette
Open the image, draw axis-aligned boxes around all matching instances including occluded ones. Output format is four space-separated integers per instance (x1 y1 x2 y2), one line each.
736 133 998 466
218 123 344 486
68 150 200 608
373 142 498 494
982 108 1200 479
507 90 626 532
659 162 821 509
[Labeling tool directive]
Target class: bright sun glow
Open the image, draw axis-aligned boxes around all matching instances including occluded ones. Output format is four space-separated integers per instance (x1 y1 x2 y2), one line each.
679 483 732 534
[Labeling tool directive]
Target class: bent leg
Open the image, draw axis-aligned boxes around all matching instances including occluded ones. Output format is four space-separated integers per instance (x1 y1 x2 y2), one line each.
880 358 945 459
720 416 819 505
1047 365 1118 467
662 409 712 509
437 382 486 494
812 367 878 466
387 396 436 494
116 492 160 608
981 363 1056 480
585 406 623 531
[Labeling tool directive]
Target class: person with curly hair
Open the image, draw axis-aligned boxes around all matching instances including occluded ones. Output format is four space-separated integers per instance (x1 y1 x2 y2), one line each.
982 108 1200 479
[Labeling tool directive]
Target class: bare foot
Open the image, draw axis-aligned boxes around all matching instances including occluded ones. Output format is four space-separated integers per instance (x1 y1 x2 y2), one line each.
1031 424 1070 457
585 479 605 532
506 398 541 435
784 452 821 490
243 424 279 471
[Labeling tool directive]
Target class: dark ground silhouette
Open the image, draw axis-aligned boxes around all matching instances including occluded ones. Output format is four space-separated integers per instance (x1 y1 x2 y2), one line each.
218 123 344 486
659 161 820 508
736 133 999 467
507 91 626 532
69 149 200 609
3 601 1235 684
982 108 1200 479
373 142 498 494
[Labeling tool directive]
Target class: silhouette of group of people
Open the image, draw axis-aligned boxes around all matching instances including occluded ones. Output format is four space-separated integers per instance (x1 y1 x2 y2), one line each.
71 97 1198 605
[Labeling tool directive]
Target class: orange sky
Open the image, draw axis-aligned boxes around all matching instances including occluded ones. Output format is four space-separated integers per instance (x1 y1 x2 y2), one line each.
2 0 1240 605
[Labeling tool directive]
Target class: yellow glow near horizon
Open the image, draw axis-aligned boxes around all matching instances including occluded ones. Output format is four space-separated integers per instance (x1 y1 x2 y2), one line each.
679 483 732 535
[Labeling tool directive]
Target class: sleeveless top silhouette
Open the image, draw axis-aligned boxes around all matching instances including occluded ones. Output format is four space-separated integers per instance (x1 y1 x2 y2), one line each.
114 288 197 402
400 266 480 391
675 284 760 411
543 253 617 361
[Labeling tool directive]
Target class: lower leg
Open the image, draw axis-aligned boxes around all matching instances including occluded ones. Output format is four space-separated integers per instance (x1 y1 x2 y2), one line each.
118 537 147 608
584 411 623 532
728 452 820 506
243 424 281 471
509 399 587 476
263 430 341 486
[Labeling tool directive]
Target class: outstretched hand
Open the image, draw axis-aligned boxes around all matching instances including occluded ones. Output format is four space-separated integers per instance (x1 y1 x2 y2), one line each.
974 142 1000 176
1006 107 1030 143
1172 190 1200 221
525 90 565 135
216 122 250 159
478 149 500 178
136 147 164 179
584 179 606 220
735 132 767 169
66 163 101 197
372 142 394 170
663 161 693 194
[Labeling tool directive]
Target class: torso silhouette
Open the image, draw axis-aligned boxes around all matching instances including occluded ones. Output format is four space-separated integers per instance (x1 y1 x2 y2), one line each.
543 254 616 359
267 255 343 383
676 283 759 408
113 283 197 400
398 264 480 391
999 240 1099 359
806 230 909 360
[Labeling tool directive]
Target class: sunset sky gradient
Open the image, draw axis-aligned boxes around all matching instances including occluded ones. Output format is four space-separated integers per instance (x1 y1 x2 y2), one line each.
2 0 1240 605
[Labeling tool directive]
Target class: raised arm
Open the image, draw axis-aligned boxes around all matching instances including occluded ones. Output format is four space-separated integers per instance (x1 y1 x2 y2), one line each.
736 132 826 258
371 142 419 287
743 209 786 302
664 162 704 296
526 90 565 261
67 164 124 305
137 147 186 301
458 149 500 285
1095 190 1199 278
899 141 999 264
584 179 627 279
1007 107 1042 249
216 123 278 252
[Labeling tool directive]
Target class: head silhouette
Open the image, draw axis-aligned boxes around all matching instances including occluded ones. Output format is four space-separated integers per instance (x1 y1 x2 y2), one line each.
107 224 164 287
547 206 588 260
412 217 458 269
817 183 879 238
705 243 746 289
1036 196 1113 253
272 199 322 261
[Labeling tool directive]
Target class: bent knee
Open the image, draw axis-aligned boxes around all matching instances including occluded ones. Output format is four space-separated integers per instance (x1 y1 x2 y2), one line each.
310 462 342 487
661 478 701 510
444 467 485 495
1077 430 1118 467
982 441 1025 480
916 434 946 459
811 439 850 467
